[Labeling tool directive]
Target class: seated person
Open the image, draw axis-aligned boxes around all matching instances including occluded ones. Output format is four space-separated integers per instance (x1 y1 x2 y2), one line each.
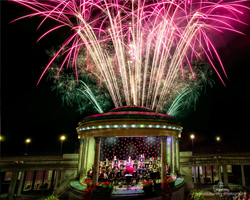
99 169 108 182
166 164 171 174
132 170 139 184
108 171 114 184
139 157 144 162
113 167 119 185
107 167 112 176
155 168 161 179
88 167 93 179
98 167 102 175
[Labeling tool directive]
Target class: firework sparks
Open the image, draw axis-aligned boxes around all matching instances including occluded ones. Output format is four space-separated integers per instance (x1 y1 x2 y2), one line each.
11 0 249 112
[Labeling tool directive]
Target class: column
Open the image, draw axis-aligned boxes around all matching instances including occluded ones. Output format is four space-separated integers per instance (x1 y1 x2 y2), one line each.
41 171 46 189
218 166 222 183
31 171 37 191
54 170 59 189
86 138 95 176
16 171 25 196
223 165 228 187
176 138 180 174
50 170 55 190
197 166 200 183
77 139 84 178
241 165 246 187
167 137 172 166
92 137 101 186
79 138 87 181
193 165 196 187
211 166 214 183
7 171 18 199
204 166 207 179
171 136 176 174
161 136 167 183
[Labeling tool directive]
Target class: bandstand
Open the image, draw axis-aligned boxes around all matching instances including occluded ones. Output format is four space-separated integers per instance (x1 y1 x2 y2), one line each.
76 105 182 187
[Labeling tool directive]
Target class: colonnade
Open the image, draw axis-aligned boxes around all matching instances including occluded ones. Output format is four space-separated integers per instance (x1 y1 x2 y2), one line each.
192 164 246 188
3 170 60 199
77 136 181 185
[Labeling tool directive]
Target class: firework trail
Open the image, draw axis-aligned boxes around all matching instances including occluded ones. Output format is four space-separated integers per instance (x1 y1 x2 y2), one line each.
11 0 249 112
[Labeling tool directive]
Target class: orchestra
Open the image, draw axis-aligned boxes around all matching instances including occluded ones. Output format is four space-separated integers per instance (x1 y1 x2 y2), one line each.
87 156 171 186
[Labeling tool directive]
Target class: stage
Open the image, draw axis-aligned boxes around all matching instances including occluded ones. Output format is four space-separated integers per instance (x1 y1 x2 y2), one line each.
68 178 185 200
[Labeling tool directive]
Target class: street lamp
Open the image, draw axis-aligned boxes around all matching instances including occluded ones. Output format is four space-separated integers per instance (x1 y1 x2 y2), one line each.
60 135 66 157
216 136 221 152
25 138 31 155
190 134 195 156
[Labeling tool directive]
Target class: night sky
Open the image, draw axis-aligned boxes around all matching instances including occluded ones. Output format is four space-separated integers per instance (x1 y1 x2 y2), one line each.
2 1 250 156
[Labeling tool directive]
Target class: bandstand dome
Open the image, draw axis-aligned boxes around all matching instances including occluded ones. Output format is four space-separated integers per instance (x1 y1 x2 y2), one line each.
76 105 183 188
77 105 182 138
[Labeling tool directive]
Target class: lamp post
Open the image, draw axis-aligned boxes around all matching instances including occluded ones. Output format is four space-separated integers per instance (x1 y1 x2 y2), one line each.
25 138 31 155
216 136 221 153
190 134 195 156
60 135 66 157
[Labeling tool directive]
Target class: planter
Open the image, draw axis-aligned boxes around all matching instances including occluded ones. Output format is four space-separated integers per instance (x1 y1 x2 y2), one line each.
143 185 153 194
167 181 175 187
93 187 113 199
154 183 161 191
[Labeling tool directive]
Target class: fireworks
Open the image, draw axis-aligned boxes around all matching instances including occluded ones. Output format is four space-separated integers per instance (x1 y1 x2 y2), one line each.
12 0 249 113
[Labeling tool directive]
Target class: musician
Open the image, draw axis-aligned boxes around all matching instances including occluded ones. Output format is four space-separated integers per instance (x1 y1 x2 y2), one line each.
105 158 109 167
155 168 161 179
139 154 145 162
88 167 93 179
99 169 108 182
113 167 119 185
107 167 114 184
98 167 102 175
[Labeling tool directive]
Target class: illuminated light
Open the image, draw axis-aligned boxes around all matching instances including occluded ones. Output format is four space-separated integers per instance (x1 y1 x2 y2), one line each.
140 124 145 128
216 136 221 141
105 125 110 128
92 126 96 129
162 125 166 128
131 124 136 128
60 135 66 141
98 125 102 129
113 125 119 128
156 125 160 128
87 127 90 130
148 125 153 128
190 134 195 139
25 138 31 143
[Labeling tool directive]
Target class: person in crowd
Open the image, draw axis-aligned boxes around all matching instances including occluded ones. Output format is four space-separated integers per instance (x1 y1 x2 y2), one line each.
99 169 108 182
88 166 93 179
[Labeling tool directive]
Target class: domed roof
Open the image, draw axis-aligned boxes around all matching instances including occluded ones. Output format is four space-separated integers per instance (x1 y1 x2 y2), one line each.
80 105 180 125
